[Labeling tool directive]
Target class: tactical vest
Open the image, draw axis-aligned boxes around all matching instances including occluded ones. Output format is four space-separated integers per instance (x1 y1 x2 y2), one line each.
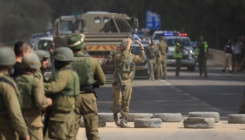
114 53 133 73
174 43 183 59
0 75 19 113
50 67 80 111
15 75 39 110
73 54 94 86
195 41 208 56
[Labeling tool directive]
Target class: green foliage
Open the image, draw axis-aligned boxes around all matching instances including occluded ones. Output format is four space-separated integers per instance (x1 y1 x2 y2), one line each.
0 0 52 45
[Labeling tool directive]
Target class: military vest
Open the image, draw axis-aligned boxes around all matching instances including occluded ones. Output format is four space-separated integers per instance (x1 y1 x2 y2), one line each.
73 54 94 86
174 43 183 59
0 75 19 113
114 53 133 73
15 75 39 110
50 67 80 111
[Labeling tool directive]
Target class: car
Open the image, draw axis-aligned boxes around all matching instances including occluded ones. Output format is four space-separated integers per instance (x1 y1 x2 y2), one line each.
131 40 149 79
29 33 46 47
32 36 53 51
163 32 196 71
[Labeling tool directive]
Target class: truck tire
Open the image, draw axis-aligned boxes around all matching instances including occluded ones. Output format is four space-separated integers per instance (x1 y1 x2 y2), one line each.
187 65 195 71
183 117 215 129
100 18 131 33
153 113 183 122
128 113 153 122
188 112 220 123
228 114 245 124
134 118 162 128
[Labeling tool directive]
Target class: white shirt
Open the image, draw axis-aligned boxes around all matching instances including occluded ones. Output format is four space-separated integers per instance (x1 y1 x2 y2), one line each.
233 42 242 54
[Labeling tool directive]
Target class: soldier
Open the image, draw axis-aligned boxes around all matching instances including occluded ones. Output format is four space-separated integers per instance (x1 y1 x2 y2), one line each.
15 53 52 140
112 38 145 128
238 57 245 114
68 34 106 140
0 47 30 140
11 41 31 79
195 35 209 77
44 47 80 140
145 39 160 81
35 50 50 82
174 39 184 76
157 36 168 80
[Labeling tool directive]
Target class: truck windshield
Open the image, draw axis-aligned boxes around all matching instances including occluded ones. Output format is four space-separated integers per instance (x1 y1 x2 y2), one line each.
59 21 79 34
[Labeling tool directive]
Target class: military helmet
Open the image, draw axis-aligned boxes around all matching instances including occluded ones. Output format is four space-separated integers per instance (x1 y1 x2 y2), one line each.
54 47 74 62
0 47 16 66
21 53 41 69
120 39 128 49
35 50 50 61
30 49 36 54
68 34 85 50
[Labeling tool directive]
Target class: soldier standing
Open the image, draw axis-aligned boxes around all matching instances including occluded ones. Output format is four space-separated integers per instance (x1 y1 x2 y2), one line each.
0 47 30 140
174 39 184 76
15 53 52 140
44 47 80 140
145 39 160 81
195 35 209 77
111 38 145 128
68 34 106 140
157 36 168 80
35 50 50 82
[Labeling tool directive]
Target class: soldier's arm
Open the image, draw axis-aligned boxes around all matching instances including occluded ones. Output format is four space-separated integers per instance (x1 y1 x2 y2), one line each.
33 78 49 109
44 71 71 93
92 59 106 86
133 50 145 63
2 84 29 138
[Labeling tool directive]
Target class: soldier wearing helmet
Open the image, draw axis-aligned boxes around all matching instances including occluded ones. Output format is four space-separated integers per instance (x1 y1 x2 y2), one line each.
0 47 30 140
35 50 50 82
15 53 52 140
68 34 106 140
111 38 145 128
43 47 80 140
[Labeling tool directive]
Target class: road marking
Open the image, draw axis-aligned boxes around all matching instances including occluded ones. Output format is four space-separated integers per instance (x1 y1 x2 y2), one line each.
183 93 190 96
201 102 210 107
190 96 199 101
210 107 222 112
176 89 183 93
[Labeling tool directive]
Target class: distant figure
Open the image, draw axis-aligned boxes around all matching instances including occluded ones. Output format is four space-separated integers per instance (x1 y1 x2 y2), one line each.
46 31 51 37
157 36 168 80
223 39 234 73
11 41 31 79
232 36 242 72
174 39 183 76
195 35 208 77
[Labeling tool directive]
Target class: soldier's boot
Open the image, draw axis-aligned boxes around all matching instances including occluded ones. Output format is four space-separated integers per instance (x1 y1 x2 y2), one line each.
119 116 130 128
113 113 120 126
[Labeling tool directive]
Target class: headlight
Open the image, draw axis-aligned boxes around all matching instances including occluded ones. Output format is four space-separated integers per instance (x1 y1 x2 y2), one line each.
189 50 193 54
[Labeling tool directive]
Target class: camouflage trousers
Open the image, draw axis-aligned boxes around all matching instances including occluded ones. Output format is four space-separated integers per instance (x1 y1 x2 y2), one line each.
74 93 100 140
111 79 132 116
156 56 167 78
48 110 75 140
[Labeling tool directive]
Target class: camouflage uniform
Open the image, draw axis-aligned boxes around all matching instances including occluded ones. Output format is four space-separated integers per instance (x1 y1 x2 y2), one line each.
44 47 80 140
15 53 50 140
0 47 29 140
68 34 106 140
111 39 145 127
157 40 168 79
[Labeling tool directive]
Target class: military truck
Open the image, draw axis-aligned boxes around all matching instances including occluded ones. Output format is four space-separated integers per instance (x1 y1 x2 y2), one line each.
52 11 139 81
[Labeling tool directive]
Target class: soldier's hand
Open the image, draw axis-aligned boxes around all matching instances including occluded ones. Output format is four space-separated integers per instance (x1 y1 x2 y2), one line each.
23 135 30 140
127 38 132 50
46 98 53 106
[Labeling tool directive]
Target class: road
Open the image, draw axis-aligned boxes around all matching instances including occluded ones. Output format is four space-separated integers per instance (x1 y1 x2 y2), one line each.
77 61 245 140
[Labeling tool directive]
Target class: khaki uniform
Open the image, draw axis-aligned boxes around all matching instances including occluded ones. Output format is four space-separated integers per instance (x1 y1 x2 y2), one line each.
73 51 106 140
44 65 80 140
15 72 49 140
157 41 168 78
239 57 245 113
111 49 145 116
145 46 159 80
0 73 29 140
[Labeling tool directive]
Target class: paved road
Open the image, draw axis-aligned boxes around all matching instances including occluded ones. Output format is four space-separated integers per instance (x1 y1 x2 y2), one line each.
76 61 245 140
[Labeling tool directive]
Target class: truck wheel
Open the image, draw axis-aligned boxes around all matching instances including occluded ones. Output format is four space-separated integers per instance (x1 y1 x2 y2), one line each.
187 65 195 71
130 63 136 81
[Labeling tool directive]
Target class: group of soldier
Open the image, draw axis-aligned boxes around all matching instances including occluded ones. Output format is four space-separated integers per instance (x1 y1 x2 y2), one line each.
0 32 147 140
145 35 209 80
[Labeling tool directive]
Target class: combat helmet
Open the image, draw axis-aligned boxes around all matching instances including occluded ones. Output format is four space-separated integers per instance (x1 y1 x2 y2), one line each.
0 47 16 65
68 34 85 50
120 39 128 49
54 47 74 62
35 50 50 61
21 53 41 69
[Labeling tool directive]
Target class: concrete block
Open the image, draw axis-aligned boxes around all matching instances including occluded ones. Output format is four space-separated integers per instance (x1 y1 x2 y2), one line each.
183 117 215 128
228 114 245 124
134 118 162 128
188 112 220 123
128 113 153 122
153 113 182 122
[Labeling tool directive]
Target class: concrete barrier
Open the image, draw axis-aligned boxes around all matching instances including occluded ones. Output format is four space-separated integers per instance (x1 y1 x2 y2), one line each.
134 118 162 128
208 48 224 65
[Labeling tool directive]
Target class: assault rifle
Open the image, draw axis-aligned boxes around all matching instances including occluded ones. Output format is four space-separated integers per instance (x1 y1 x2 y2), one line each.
116 72 126 99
